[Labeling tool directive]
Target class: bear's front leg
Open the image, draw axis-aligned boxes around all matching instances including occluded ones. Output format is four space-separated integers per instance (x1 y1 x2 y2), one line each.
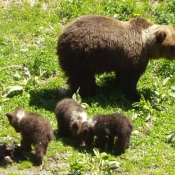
125 134 131 149
115 134 131 156
95 135 108 150
108 136 115 151
116 70 141 102
21 134 32 152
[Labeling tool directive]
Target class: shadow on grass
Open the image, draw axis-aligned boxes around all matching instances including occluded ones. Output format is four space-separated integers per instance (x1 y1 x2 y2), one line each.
53 130 93 154
29 88 72 112
139 87 155 101
29 76 135 112
53 130 119 156
0 143 35 167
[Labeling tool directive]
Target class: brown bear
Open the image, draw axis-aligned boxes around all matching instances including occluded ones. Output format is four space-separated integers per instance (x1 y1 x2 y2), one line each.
81 113 133 156
55 98 87 143
6 107 53 166
57 15 175 101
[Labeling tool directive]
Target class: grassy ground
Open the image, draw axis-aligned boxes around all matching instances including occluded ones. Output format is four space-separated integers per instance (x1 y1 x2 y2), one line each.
1 0 175 174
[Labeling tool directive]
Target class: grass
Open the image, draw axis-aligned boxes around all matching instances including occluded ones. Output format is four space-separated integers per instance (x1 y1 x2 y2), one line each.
1 0 175 174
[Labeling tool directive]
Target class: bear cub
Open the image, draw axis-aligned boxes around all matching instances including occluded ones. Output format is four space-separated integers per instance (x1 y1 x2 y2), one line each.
55 98 87 144
82 113 133 156
6 107 53 165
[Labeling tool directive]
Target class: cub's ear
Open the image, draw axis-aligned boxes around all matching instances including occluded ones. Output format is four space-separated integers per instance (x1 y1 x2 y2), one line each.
6 113 15 120
154 31 167 43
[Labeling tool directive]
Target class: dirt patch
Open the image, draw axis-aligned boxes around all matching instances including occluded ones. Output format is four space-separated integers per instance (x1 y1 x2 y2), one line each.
0 143 69 174
0 143 26 166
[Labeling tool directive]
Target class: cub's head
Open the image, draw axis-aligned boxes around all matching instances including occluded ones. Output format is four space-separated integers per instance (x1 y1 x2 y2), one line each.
69 121 83 139
6 107 25 132
81 121 94 146
153 25 175 60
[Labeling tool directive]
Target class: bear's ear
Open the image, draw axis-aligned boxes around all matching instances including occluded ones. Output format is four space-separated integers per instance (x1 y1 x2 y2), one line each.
6 113 15 120
154 30 167 43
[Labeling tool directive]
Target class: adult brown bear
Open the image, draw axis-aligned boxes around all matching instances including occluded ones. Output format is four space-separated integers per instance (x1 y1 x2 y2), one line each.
57 15 175 101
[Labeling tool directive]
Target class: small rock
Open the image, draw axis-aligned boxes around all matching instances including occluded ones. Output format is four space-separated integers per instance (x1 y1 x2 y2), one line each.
114 167 123 173
4 156 13 163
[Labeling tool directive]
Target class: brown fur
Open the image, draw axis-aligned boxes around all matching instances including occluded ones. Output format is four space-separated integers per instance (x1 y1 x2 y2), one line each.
57 15 175 101
81 113 133 156
54 98 87 143
6 107 53 166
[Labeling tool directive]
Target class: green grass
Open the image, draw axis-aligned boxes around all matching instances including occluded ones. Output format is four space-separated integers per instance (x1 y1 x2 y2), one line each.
1 0 175 174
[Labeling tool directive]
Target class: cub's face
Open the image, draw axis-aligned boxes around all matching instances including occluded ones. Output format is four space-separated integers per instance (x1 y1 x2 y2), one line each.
69 121 83 139
81 122 94 146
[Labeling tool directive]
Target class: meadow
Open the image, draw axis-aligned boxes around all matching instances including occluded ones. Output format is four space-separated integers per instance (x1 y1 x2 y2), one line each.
1 0 175 174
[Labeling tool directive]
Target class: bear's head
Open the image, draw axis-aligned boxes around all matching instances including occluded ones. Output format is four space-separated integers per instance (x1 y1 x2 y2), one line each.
6 107 23 132
81 121 94 146
153 25 175 60
69 121 84 140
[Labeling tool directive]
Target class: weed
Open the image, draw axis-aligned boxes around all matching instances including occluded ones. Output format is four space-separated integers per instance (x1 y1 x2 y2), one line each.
70 148 120 174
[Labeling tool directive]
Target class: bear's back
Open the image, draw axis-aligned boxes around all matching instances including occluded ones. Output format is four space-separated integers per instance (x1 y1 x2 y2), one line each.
19 112 52 134
93 114 133 134
57 15 153 74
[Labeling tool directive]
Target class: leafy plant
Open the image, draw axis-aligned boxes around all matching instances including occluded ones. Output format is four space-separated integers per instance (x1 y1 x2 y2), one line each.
166 131 175 147
132 95 155 122
72 88 89 109
152 76 175 105
70 148 120 174
103 0 136 20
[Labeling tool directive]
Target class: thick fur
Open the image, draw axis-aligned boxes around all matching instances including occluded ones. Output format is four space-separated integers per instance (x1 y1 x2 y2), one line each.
81 113 133 156
6 107 53 166
57 15 175 101
55 98 87 142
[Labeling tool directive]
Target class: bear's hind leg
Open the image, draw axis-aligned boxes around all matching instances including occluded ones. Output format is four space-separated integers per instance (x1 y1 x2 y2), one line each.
34 143 44 166
68 73 96 98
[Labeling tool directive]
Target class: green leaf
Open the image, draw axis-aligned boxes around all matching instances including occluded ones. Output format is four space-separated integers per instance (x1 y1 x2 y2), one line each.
80 102 89 109
72 87 82 103
108 161 120 168
93 148 100 157
171 86 175 91
6 85 23 98
169 93 175 98
163 77 170 86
